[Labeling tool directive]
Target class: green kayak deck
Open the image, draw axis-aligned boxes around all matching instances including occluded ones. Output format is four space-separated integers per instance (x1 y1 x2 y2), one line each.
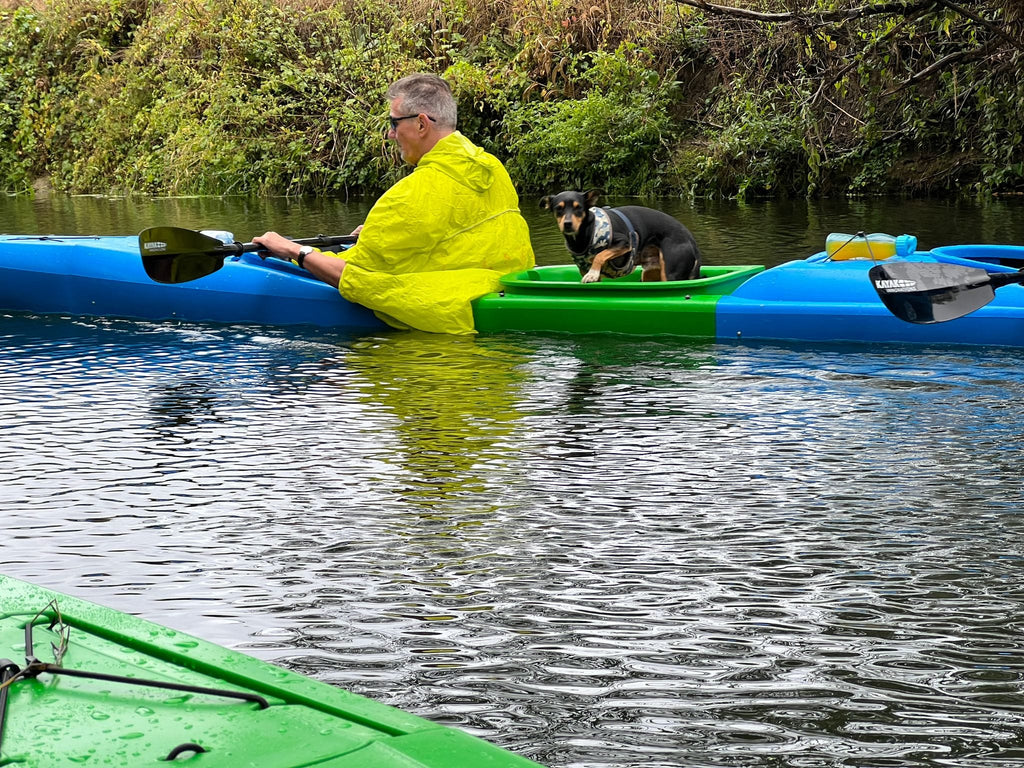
0 575 543 767
473 264 765 335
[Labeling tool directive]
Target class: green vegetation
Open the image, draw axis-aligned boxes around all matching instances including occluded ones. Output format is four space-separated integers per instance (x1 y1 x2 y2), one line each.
1 0 1021 198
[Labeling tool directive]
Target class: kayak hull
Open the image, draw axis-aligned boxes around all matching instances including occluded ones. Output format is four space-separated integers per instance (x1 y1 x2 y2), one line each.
717 255 1024 347
472 265 764 336
476 255 1024 347
4 233 1024 347
0 235 385 329
0 574 541 768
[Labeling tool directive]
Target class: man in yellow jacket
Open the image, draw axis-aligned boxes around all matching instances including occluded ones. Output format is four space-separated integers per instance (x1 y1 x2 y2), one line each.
254 73 535 335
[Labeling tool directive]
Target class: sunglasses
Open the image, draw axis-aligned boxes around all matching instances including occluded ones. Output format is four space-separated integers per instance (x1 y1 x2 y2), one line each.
387 114 437 130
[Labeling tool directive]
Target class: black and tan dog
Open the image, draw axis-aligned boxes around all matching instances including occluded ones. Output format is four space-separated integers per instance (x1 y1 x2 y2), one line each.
540 190 702 283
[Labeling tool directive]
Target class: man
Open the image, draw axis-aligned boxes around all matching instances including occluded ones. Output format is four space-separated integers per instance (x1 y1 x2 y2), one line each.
254 73 535 335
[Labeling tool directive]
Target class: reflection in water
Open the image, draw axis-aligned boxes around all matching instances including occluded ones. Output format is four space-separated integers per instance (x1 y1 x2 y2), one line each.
0 194 375 244
149 377 225 437
545 336 720 416
4 194 1024 270
321 333 531 509
3 315 1024 768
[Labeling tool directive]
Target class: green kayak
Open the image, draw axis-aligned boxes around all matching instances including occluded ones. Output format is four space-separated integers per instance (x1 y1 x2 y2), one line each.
473 264 765 335
0 575 543 767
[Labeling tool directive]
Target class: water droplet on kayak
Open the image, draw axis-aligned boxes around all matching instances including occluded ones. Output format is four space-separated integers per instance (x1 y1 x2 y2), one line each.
90 711 110 721
134 706 155 717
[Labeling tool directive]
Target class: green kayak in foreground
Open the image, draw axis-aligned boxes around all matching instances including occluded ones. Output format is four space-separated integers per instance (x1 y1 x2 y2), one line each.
0 575 543 767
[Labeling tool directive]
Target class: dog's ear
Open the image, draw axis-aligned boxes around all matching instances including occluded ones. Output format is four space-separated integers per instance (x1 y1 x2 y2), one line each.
539 196 552 210
584 189 601 207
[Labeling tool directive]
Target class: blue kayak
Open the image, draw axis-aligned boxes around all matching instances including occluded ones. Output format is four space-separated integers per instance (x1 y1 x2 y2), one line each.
0 234 385 329
3 233 1024 347
713 246 1024 347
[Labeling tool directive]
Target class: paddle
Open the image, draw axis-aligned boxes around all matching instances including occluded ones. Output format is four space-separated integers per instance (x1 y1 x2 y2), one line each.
869 260 1024 324
139 226 357 284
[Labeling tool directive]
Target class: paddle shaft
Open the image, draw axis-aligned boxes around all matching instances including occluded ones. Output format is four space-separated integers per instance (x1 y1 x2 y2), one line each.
201 235 356 258
139 227 357 284
987 271 1024 290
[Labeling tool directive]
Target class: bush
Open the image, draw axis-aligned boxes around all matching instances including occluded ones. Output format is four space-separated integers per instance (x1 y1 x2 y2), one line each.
502 46 679 194
1 0 1021 198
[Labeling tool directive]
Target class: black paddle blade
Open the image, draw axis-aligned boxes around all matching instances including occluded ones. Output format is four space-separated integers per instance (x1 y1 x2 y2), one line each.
869 261 995 324
139 227 232 284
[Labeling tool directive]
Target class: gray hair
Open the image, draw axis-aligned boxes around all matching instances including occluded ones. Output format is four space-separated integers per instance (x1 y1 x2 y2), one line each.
386 73 457 130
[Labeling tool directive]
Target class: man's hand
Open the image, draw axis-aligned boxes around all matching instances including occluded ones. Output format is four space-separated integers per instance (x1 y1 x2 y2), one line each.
252 231 300 261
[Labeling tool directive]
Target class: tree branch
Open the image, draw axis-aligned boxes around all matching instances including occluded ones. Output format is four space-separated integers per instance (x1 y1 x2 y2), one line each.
934 0 1024 51
671 0 1024 51
882 39 1001 96
670 0 938 25
809 10 919 105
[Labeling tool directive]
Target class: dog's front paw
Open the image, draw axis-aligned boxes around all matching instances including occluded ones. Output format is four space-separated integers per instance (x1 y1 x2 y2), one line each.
581 270 601 283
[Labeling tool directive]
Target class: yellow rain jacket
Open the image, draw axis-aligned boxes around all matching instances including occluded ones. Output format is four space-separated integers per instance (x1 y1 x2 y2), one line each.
327 132 534 335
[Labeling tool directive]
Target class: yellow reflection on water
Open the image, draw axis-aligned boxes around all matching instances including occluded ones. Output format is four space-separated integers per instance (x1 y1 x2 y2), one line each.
336 332 532 510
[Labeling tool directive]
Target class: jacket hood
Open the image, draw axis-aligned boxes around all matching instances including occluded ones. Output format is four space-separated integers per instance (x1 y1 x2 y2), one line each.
417 132 495 192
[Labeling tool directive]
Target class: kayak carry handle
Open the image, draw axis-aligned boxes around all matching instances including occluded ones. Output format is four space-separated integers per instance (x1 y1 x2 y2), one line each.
165 742 208 761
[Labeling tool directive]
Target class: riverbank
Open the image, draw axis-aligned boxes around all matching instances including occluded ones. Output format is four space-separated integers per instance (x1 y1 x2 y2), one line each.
2 0 1022 198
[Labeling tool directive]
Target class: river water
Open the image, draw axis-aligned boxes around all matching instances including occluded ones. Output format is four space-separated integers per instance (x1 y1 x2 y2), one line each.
2 194 1024 767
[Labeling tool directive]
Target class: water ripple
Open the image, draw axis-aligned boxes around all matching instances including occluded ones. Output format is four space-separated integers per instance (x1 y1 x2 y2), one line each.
3 318 1024 766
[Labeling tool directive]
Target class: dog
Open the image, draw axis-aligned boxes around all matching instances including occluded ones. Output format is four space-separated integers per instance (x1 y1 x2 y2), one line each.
540 190 702 283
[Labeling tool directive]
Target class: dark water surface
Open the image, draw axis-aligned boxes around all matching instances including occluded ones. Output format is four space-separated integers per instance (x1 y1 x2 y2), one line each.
5 192 1024 267
3 195 1024 767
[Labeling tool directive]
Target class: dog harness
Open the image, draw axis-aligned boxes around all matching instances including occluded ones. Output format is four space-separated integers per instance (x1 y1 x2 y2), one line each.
568 207 639 278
